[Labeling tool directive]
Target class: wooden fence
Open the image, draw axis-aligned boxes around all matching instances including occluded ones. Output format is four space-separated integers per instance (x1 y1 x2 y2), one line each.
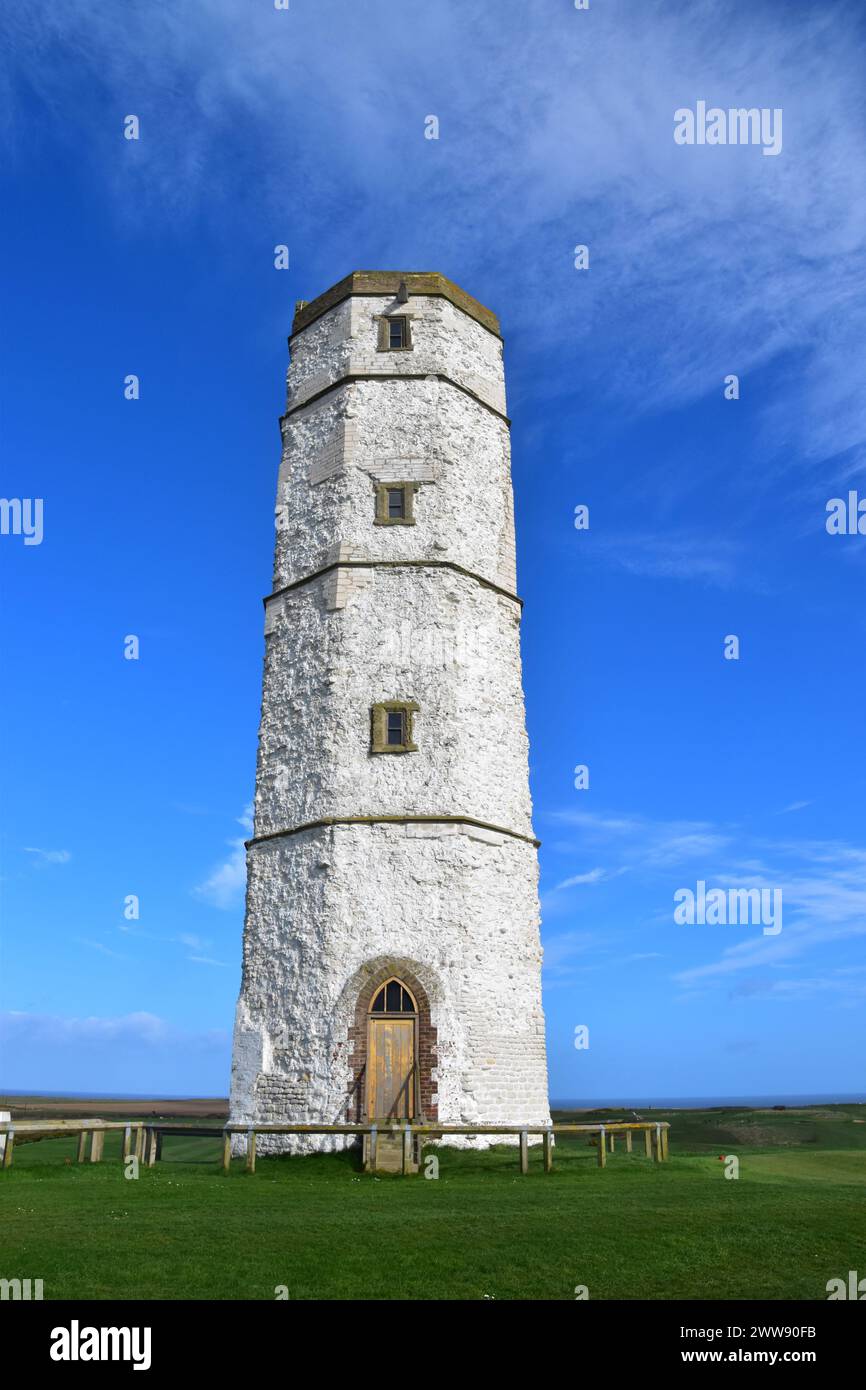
0 1117 670 1175
0 1119 154 1168
220 1120 671 1175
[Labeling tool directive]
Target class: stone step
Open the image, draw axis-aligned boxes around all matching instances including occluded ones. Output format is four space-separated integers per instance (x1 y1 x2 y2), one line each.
363 1132 419 1174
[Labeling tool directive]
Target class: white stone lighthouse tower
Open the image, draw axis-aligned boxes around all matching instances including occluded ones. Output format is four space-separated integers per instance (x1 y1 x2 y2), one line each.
230 271 550 1155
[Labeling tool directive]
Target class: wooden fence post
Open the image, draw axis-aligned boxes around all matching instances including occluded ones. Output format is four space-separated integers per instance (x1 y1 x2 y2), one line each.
625 1130 633 1153
2 1127 14 1168
653 1124 661 1163
597 1126 606 1168
90 1129 104 1163
222 1131 232 1172
519 1130 529 1175
368 1126 377 1172
135 1126 145 1161
147 1128 158 1167
122 1125 132 1161
245 1129 256 1173
542 1130 553 1173
644 1127 652 1157
609 1133 616 1153
662 1126 669 1161
77 1131 88 1163
402 1125 412 1176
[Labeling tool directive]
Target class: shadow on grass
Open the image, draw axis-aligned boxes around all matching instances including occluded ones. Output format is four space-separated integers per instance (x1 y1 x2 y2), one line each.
230 1140 625 1181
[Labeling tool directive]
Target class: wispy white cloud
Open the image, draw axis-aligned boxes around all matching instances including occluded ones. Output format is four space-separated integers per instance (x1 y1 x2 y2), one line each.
544 806 866 1002
0 1009 228 1051
193 845 245 910
0 1010 231 1095
553 867 608 890
542 863 632 918
542 932 666 983
578 532 746 587
4 0 865 467
729 974 866 1004
76 937 127 960
24 847 71 866
549 809 733 867
542 929 604 979
192 805 252 910
672 837 866 991
176 933 211 951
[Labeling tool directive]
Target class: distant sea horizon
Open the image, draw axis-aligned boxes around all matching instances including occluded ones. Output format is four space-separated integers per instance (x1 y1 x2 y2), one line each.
0 1089 228 1100
552 1093 866 1109
1 1088 864 1108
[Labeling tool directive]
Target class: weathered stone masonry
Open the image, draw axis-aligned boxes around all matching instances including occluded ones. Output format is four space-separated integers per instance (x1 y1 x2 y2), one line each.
229 271 551 1151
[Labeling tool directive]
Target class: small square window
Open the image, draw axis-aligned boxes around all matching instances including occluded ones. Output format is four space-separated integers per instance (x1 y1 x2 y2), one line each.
377 314 412 352
374 482 416 526
371 701 419 754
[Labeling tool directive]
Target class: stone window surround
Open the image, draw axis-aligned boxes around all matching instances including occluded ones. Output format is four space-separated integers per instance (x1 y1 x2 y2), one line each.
373 480 418 526
376 313 414 352
370 700 419 754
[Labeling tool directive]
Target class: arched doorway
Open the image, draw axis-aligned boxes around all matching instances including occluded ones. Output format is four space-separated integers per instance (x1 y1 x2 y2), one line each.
365 977 418 1121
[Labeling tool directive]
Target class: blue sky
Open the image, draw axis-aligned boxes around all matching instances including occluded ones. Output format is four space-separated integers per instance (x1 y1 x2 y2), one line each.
1 0 864 1101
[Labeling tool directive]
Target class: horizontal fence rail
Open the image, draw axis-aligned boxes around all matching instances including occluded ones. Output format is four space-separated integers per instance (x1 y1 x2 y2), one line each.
0 1119 155 1168
0 1118 671 1173
219 1120 671 1173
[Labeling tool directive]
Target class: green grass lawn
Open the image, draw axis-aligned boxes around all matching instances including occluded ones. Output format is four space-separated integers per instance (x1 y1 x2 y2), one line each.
2 1106 864 1300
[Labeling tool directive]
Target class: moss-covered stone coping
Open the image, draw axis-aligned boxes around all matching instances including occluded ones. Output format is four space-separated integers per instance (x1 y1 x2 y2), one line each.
290 271 502 340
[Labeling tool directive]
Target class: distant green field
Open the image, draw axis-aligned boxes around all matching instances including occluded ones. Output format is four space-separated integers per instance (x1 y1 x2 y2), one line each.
2 1105 864 1300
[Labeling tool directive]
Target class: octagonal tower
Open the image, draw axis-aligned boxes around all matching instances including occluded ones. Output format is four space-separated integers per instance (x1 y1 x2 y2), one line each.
229 272 550 1154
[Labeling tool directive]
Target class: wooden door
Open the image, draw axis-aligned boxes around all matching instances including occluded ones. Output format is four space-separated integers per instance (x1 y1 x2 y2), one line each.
367 1018 416 1120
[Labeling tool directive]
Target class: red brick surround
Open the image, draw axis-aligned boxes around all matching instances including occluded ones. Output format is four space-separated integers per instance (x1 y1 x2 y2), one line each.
346 964 438 1122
